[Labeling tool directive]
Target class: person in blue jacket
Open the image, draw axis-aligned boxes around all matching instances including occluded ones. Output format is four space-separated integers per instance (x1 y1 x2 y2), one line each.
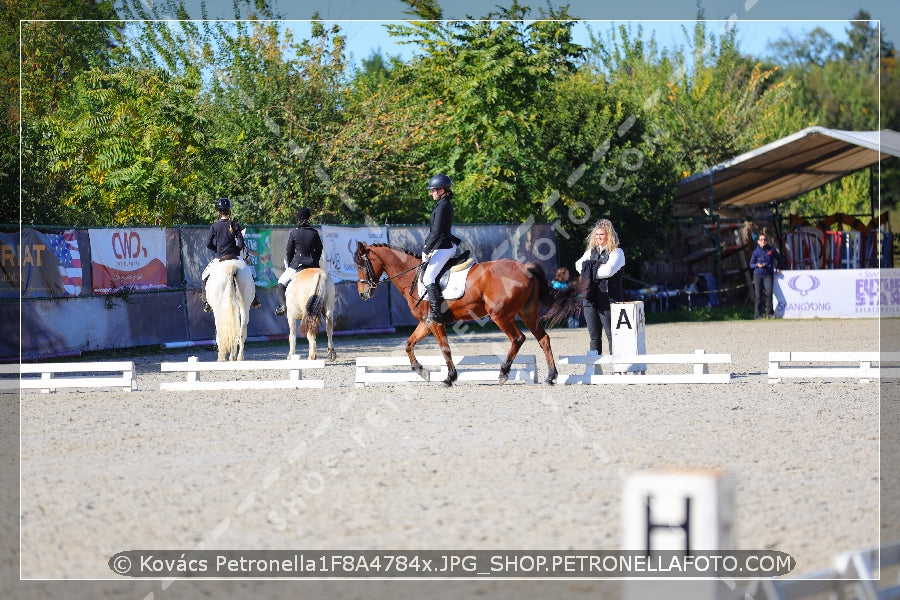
749 232 782 319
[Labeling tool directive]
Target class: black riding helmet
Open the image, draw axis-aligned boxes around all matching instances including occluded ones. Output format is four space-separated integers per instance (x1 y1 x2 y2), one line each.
297 206 311 225
426 174 452 191
215 197 231 213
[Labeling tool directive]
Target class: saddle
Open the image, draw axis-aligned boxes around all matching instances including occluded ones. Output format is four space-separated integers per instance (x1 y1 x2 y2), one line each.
415 250 476 301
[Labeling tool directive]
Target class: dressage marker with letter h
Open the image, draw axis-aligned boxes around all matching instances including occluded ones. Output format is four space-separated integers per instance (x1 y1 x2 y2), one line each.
622 469 737 600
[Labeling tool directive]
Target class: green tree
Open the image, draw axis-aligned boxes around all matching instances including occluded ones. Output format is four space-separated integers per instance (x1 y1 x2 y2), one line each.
384 0 585 223
37 66 218 226
763 11 893 218
536 68 680 271
5 0 119 226
200 17 348 225
591 19 805 177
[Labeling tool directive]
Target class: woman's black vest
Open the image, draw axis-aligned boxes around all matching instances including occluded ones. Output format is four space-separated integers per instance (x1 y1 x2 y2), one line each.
586 248 623 304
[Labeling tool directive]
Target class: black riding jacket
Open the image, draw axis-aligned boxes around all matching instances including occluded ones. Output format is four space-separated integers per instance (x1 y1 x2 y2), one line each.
285 226 323 270
206 218 245 258
423 195 461 253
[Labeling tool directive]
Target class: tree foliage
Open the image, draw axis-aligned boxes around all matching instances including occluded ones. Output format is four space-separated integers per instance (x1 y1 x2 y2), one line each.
763 10 898 215
11 0 898 274
5 0 119 225
38 66 217 225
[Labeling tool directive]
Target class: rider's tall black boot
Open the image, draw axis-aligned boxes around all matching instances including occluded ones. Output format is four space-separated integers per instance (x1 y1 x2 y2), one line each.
425 283 444 324
274 283 287 316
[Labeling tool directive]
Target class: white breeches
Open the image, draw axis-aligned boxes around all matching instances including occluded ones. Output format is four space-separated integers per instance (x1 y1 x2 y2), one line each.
421 245 457 285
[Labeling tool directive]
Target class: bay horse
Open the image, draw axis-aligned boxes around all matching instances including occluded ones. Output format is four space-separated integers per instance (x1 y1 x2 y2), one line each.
354 242 579 386
285 267 336 361
205 259 255 361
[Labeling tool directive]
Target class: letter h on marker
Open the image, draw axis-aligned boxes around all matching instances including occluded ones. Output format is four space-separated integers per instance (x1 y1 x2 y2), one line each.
645 495 690 556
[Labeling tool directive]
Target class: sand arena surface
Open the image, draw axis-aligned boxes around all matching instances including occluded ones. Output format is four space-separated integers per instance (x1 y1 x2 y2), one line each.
5 317 893 600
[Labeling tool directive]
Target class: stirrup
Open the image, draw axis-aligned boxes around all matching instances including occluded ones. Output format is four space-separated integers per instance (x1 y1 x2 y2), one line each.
203 302 213 313
251 296 261 308
275 305 286 316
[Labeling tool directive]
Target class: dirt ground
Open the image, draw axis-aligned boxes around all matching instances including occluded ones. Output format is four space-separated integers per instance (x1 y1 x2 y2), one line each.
3 317 894 600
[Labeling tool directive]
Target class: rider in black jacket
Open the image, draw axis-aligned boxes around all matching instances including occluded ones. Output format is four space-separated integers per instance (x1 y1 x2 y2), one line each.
421 174 461 324
274 206 323 316
201 197 260 312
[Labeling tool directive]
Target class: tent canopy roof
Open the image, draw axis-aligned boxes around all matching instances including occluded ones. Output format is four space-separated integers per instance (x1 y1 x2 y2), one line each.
673 126 900 216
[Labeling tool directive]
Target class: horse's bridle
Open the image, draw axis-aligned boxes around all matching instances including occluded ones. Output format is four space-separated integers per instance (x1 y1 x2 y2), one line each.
357 249 382 289
356 247 421 289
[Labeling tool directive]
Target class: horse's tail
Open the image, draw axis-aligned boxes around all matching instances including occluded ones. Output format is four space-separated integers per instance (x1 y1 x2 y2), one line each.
527 263 554 306
300 270 324 336
527 263 582 328
218 262 241 354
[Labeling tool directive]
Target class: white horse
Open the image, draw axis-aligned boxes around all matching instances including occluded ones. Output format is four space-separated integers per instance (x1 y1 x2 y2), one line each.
286 267 336 361
205 259 255 361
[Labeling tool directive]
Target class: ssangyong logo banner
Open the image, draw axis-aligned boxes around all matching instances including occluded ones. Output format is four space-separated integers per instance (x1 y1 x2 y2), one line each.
775 268 898 318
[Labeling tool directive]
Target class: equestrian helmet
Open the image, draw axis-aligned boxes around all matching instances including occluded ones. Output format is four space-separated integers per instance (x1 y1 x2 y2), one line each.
215 197 231 212
426 174 452 191
297 206 311 224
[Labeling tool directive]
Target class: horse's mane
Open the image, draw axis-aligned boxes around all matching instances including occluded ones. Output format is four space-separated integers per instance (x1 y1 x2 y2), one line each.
368 243 420 260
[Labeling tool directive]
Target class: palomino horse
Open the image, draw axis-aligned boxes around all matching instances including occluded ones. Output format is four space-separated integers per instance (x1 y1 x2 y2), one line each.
205 259 255 361
285 267 336 361
354 242 579 386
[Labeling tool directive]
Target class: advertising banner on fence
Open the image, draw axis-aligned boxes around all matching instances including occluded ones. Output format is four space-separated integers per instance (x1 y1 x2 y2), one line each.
89 228 168 294
243 227 278 288
775 268 899 318
321 225 388 282
0 229 82 298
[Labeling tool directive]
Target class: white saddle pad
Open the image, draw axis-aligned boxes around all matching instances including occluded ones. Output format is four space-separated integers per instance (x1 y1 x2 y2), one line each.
416 261 475 300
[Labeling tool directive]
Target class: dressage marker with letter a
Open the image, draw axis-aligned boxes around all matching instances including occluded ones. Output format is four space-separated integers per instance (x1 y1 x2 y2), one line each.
611 301 647 373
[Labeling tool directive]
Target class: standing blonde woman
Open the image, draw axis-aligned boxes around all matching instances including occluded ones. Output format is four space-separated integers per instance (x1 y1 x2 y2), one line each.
574 219 625 354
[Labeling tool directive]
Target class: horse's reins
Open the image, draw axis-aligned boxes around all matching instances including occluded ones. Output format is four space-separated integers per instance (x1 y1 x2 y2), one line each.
357 250 421 289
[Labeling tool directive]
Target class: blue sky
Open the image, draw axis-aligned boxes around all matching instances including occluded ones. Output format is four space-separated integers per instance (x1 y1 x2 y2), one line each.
169 0 898 68
327 19 856 66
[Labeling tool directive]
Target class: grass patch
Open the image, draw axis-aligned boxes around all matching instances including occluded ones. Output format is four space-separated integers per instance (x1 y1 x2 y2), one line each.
644 305 754 324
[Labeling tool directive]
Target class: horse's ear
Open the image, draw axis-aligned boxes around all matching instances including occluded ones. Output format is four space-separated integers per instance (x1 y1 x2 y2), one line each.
356 241 365 254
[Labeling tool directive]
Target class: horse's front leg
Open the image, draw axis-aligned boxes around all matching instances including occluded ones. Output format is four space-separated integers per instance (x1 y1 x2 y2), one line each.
287 317 297 358
406 322 434 382
429 322 457 387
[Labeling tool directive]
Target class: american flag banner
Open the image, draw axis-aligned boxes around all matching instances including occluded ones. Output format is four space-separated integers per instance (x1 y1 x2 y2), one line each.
48 230 82 296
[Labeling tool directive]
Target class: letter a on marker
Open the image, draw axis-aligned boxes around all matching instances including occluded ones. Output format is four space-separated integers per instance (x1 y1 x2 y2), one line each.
616 309 632 329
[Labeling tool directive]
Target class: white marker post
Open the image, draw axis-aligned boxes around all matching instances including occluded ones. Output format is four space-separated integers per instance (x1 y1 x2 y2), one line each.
622 469 738 600
610 301 646 373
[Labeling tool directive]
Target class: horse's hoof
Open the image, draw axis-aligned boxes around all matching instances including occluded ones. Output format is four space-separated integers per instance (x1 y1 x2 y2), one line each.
412 364 430 382
442 378 453 387
327 349 336 361
498 373 509 384
543 377 556 385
